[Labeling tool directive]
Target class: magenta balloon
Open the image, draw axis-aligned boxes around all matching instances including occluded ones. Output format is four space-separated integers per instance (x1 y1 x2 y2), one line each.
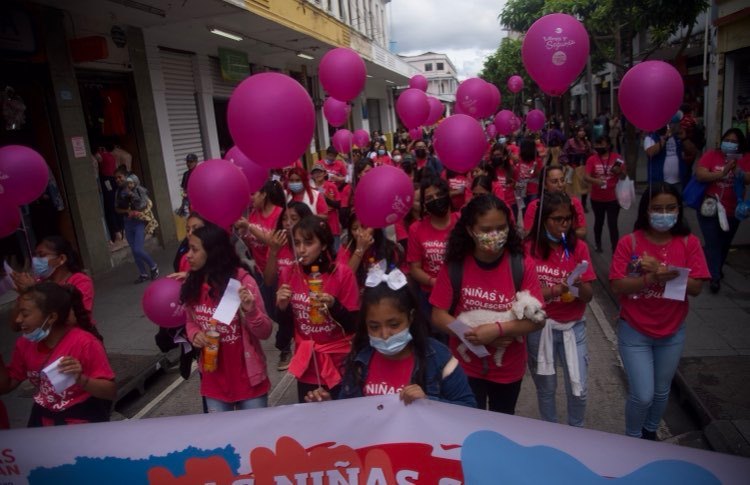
224 146 269 194
354 165 414 228
486 123 497 139
187 159 250 228
323 97 350 128
493 110 516 135
409 74 428 92
142 278 186 328
456 78 494 119
507 75 524 94
433 114 486 172
332 129 353 154
424 97 445 126
486 82 501 115
228 72 315 169
319 48 367 101
511 115 522 133
618 61 685 132
526 109 546 132
409 127 422 141
0 145 49 206
0 203 20 238
522 13 590 96
352 129 370 148
396 88 430 129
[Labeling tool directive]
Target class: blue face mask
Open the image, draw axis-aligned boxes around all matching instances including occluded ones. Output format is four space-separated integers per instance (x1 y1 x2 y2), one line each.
369 327 413 356
23 317 51 343
499 137 507 144
720 141 739 154
377 149 386 156
31 256 55 279
545 229 561 243
288 182 304 193
649 212 678 232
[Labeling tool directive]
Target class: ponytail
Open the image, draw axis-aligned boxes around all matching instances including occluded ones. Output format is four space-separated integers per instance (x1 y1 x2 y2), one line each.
65 285 103 342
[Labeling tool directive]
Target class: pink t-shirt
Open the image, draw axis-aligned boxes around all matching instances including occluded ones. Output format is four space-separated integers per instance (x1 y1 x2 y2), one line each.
523 196 586 233
494 168 518 208
279 264 359 384
525 239 595 322
406 213 459 291
586 152 624 202
267 244 296 279
448 174 469 211
609 230 710 338
517 157 543 196
185 270 271 402
247 206 283 272
340 184 352 209
179 252 190 273
66 272 95 323
374 155 393 167
7 327 114 413
699 150 750 215
316 181 341 235
289 189 329 217
429 254 543 383
363 352 414 396
322 159 348 181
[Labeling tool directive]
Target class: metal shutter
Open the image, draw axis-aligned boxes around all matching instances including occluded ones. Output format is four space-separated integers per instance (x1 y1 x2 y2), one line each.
211 57 238 99
159 49 205 180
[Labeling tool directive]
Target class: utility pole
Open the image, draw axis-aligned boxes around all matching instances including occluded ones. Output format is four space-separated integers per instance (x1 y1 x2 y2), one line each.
587 55 595 129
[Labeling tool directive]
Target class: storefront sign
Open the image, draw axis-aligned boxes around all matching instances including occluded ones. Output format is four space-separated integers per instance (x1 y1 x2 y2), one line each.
219 47 250 82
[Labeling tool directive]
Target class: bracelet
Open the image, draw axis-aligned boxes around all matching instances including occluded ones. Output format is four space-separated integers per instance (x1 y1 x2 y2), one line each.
495 322 505 338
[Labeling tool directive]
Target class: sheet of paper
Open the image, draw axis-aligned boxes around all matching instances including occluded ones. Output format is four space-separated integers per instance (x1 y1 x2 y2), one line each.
663 266 691 301
0 262 14 296
566 260 589 298
447 320 490 358
42 356 77 395
212 278 241 325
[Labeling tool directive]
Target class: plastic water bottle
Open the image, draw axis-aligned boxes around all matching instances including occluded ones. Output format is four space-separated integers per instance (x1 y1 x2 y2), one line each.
308 266 325 325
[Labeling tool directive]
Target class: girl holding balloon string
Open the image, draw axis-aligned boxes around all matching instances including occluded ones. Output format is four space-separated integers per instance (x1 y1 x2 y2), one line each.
275 215 359 402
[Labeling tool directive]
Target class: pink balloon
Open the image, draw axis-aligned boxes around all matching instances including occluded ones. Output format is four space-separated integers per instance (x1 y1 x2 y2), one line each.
618 61 685 132
453 102 465 115
433 114 486 172
486 124 497 139
456 78 495 119
353 129 370 148
494 110 517 135
225 146 268 194
424 97 445 126
409 74 428 92
323 97 350 128
0 145 49 205
142 278 186 328
409 127 422 141
486 82 501 115
188 159 250 228
0 203 20 238
396 88 430 129
522 13 589 96
228 72 315 169
354 165 413 228
526 109 546 132
332 129 353 154
319 48 367 102
507 75 524 94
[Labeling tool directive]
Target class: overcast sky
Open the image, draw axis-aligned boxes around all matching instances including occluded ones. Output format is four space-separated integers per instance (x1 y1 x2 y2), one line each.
389 0 508 80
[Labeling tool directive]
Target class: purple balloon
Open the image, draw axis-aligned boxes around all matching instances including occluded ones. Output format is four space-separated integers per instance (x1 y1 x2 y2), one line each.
0 145 49 206
0 203 20 238
354 165 413 228
433 114 486 172
526 109 546 132
522 13 589 96
494 110 517 135
619 61 684 132
486 82 501 115
456 78 494 119
225 146 269 194
409 127 422 141
323 97 350 128
187 159 250 228
319 48 367 102
424 97 445 126
332 129 353 154
507 75 524 94
486 123 497 139
228 72 315 169
352 129 370 148
409 74 428 92
142 278 187 328
396 89 430 129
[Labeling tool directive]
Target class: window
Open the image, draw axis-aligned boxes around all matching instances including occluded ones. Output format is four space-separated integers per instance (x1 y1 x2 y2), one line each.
425 63 433 71
437 62 444 71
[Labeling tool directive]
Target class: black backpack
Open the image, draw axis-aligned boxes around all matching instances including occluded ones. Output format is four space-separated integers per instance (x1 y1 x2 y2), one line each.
447 252 524 315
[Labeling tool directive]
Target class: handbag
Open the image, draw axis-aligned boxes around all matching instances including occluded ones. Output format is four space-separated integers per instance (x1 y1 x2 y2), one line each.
700 196 718 217
616 176 635 210
682 176 707 210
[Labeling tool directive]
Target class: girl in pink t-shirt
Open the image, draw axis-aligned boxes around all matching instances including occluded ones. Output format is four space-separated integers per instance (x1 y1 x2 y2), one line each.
584 135 626 253
1 282 115 427
610 183 709 439
276 216 359 402
286 167 329 217
516 139 543 208
236 180 285 274
182 224 272 413
430 194 544 414
525 192 595 427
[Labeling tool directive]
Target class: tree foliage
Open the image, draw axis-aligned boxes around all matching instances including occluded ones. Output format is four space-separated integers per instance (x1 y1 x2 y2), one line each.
478 38 541 111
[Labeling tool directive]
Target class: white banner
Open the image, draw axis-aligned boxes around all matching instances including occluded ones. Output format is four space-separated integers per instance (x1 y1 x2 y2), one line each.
1 395 748 484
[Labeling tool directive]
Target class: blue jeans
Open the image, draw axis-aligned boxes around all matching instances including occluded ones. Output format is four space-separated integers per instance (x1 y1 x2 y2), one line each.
617 319 686 437
697 213 740 283
123 218 156 275
527 319 589 427
205 394 267 413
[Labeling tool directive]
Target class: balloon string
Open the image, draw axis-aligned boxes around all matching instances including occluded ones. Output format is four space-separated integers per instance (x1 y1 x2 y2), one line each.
18 207 34 264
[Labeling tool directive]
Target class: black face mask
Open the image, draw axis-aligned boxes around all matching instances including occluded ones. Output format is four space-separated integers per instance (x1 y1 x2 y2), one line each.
595 147 608 155
415 148 427 159
426 196 450 217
